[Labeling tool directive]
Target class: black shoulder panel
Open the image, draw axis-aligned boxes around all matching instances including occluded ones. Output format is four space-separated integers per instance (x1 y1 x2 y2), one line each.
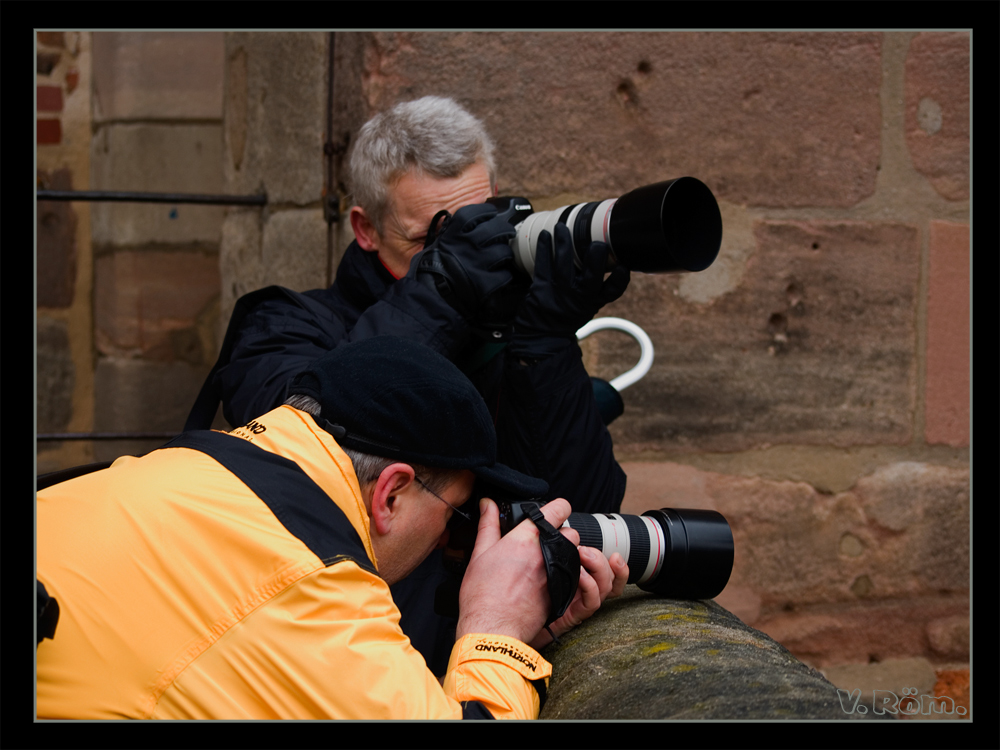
163 431 378 575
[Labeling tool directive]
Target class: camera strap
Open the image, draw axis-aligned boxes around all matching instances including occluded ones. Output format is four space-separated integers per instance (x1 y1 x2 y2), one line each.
423 209 451 248
522 503 580 627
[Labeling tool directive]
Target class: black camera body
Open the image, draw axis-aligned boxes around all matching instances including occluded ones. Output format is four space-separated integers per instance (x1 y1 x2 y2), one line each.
487 176 724 278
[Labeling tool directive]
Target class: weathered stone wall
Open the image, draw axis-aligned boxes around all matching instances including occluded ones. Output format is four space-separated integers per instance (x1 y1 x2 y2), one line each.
37 32 227 469
36 31 971 714
37 32 94 473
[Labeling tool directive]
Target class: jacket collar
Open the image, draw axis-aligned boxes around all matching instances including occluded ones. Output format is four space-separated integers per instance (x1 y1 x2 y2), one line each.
330 241 399 311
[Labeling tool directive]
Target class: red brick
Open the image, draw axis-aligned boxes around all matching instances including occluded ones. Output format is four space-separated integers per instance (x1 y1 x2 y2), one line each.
37 32 65 48
37 85 63 112
924 221 970 446
37 119 61 145
37 51 61 76
904 33 970 201
932 668 969 719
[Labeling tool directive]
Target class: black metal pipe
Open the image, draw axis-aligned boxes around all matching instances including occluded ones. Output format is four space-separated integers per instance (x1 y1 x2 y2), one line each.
36 190 267 206
38 432 180 441
325 31 337 287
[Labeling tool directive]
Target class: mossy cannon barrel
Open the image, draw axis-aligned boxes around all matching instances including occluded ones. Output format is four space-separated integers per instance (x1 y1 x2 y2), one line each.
539 587 891 720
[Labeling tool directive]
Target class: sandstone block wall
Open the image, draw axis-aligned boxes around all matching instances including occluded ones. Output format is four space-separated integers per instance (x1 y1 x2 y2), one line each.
36 31 971 715
37 32 226 469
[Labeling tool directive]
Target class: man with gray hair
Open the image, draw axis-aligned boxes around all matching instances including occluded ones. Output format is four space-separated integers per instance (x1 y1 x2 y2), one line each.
347 95 500 277
186 95 630 674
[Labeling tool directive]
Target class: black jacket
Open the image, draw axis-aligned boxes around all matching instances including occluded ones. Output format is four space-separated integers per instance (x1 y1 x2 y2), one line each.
186 241 628 674
188 241 626 515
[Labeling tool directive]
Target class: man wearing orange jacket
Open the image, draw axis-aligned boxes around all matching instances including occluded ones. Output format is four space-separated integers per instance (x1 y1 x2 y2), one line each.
36 336 627 720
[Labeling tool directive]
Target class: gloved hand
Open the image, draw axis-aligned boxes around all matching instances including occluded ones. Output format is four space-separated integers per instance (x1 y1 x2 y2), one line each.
411 203 528 338
509 222 630 359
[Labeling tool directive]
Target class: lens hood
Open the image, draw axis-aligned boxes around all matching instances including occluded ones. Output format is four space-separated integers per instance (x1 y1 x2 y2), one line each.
609 177 723 273
638 508 734 600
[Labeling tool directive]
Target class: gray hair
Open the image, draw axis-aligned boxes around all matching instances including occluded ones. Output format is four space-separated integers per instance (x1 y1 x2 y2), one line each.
348 96 497 235
284 393 464 496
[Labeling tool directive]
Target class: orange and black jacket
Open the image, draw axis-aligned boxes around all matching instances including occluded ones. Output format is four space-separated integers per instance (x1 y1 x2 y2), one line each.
185 242 627 674
36 405 550 720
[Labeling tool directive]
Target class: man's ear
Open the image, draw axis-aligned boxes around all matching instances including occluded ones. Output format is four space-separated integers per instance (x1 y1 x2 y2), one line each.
369 463 416 536
349 206 381 252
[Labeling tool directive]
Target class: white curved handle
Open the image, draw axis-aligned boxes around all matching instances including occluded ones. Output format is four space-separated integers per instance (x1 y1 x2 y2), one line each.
576 317 654 392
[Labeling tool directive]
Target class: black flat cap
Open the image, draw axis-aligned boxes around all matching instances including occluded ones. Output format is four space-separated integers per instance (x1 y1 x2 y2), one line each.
287 336 547 499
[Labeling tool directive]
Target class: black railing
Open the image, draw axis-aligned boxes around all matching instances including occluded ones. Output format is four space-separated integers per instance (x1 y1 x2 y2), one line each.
38 186 257 443
36 190 267 206
37 432 181 442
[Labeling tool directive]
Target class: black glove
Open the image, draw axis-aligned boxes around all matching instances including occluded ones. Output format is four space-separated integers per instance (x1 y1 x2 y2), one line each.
411 203 528 338
509 222 630 359
521 502 581 627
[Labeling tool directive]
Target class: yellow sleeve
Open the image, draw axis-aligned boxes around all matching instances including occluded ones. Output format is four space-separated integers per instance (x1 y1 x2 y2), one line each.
443 634 552 720
152 562 548 720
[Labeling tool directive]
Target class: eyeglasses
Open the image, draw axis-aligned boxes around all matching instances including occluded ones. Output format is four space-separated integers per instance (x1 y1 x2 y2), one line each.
414 476 474 523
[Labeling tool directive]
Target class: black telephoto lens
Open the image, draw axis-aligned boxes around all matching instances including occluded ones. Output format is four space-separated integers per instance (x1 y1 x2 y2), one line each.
495 176 722 279
609 177 723 274
564 507 733 600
